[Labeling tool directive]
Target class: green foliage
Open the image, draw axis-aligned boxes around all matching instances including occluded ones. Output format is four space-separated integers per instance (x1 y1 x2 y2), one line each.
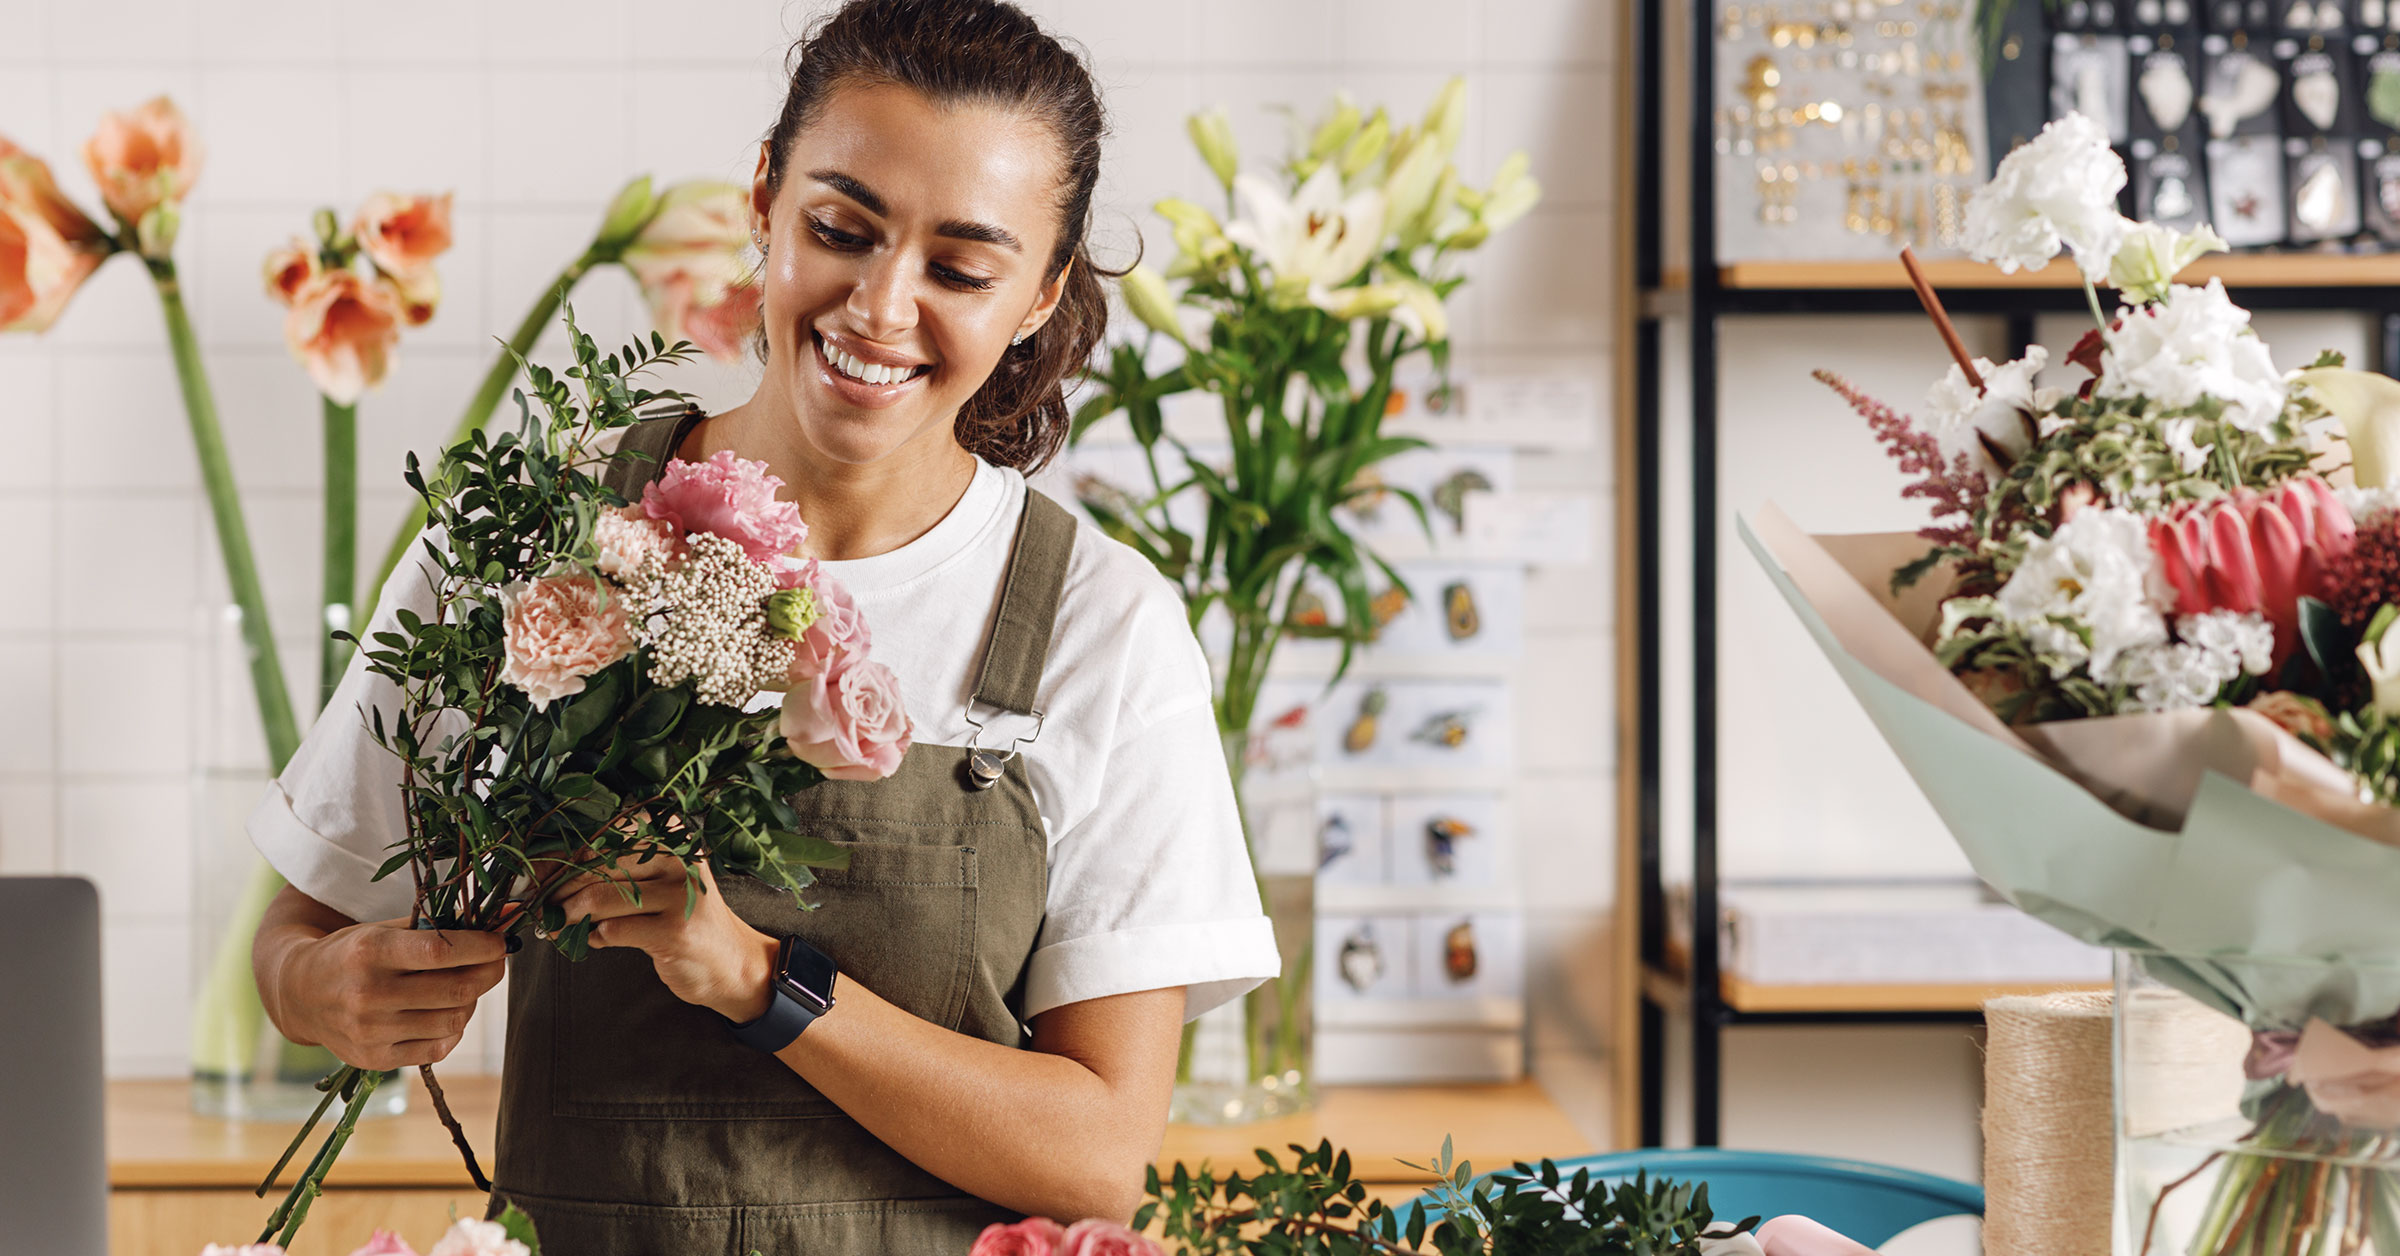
345 306 847 948
495 1201 542 1255
2327 708 2400 806
1140 1137 1757 1255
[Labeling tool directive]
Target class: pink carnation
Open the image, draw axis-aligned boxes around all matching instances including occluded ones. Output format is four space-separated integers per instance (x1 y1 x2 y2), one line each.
199 1246 285 1256
498 573 634 711
640 449 806 570
1058 1220 1166 1256
593 506 681 581
343 1231 420 1256
787 568 871 681
968 1218 1068 1256
781 653 912 781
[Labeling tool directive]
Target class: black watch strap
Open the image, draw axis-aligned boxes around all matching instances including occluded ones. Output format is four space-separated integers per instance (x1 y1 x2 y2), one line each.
727 934 837 1053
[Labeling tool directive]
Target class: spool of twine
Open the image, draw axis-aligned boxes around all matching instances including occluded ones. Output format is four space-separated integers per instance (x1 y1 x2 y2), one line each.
1983 991 2115 1256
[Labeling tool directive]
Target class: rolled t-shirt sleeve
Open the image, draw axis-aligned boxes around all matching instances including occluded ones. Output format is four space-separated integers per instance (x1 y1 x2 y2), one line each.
247 525 457 925
1020 698 1282 1023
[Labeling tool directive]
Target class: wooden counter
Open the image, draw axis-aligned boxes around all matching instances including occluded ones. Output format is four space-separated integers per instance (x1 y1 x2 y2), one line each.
111 1075 1594 1253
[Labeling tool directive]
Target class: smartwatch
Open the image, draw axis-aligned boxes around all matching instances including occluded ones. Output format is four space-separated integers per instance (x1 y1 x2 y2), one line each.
726 933 838 1053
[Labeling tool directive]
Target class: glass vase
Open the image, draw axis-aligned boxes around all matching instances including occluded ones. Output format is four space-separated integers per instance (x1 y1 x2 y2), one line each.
2116 948 2400 1256
1169 718 1319 1125
190 602 406 1120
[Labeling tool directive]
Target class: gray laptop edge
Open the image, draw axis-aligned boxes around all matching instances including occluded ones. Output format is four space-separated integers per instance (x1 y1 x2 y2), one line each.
0 876 108 1253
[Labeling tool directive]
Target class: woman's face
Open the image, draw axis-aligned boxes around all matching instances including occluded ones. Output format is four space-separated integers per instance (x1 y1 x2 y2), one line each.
751 83 1070 468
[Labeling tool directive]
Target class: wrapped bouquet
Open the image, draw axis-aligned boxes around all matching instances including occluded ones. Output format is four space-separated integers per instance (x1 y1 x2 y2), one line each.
254 311 905 1246
1755 112 2400 1255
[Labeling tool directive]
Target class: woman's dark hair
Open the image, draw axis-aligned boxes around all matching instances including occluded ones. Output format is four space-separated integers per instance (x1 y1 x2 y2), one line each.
763 0 1117 472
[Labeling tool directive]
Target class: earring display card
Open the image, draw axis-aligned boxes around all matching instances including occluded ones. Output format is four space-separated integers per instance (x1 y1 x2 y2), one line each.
1388 794 1504 889
2282 0 2352 33
2132 0 2203 31
1316 794 1390 888
2210 132 2294 240
2132 38 2204 137
1318 914 1415 1000
2203 38 2289 138
2361 137 2400 237
2288 140 2366 234
2369 0 2400 28
2134 135 2215 224
2363 40 2400 134
2212 0 2276 31
2062 0 2128 28
2054 33 2136 138
2281 36 2358 131
1415 911 1525 1002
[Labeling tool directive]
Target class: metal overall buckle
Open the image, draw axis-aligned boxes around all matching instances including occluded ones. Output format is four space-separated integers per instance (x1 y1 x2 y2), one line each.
961 705 1045 791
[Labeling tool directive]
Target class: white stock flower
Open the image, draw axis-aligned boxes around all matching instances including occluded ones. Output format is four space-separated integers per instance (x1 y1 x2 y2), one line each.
2110 641 2240 711
1962 113 2132 280
1925 346 2049 474
1992 508 2171 678
2177 610 2275 676
1223 165 1387 302
2096 280 2288 432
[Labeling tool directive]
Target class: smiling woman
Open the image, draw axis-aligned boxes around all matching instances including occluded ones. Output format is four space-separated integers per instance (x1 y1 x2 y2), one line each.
245 2 1279 1254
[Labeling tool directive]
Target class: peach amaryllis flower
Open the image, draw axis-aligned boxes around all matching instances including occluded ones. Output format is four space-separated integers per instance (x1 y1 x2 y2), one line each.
284 268 404 405
621 180 760 362
81 96 201 256
2149 477 2357 657
352 191 452 325
0 137 115 332
261 238 318 305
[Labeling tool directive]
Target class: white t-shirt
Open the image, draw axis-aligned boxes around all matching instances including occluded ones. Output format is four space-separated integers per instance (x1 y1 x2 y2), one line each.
247 452 1280 1021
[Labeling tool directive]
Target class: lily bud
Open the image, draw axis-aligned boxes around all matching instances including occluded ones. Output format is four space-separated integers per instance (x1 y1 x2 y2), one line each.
2299 366 2400 490
1187 108 1239 193
1480 150 1541 233
1309 95 1363 162
1421 77 1468 161
1121 264 1187 345
1313 282 1406 321
1381 135 1445 238
1398 164 1459 252
1391 277 1448 344
1339 109 1391 181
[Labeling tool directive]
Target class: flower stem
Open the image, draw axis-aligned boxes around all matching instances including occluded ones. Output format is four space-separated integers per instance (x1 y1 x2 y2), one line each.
321 394 356 708
355 247 600 641
2084 276 2111 339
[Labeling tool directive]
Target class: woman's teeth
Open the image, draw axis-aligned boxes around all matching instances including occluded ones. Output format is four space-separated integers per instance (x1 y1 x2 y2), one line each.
823 337 919 386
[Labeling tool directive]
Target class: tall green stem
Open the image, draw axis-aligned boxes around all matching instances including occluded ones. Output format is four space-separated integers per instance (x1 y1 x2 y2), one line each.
152 260 301 771
320 396 356 708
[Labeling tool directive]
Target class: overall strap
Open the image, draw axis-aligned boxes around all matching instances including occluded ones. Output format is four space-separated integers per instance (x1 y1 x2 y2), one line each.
970 489 1077 717
601 404 706 499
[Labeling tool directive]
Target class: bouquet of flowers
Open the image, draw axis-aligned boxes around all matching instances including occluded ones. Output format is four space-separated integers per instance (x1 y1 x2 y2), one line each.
1755 111 2400 1255
253 309 906 1247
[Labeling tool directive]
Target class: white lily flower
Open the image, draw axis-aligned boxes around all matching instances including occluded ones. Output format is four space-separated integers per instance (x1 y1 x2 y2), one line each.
1223 165 1387 301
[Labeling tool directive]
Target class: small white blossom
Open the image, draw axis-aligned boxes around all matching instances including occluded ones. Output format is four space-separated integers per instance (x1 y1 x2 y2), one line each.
2109 641 2240 712
621 532 798 708
2177 610 2275 676
1992 508 2172 678
2096 280 2287 433
1925 346 2049 474
2159 416 2213 474
2338 484 2400 524
1962 113 2132 280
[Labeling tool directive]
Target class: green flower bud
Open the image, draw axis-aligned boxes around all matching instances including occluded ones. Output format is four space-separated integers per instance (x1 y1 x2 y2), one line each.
765 586 822 639
1121 264 1188 345
1187 108 1240 193
1309 96 1363 162
593 174 658 255
1339 110 1392 180
1422 77 1468 160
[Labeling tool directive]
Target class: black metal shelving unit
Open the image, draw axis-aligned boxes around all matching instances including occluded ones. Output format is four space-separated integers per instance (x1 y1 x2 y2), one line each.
1626 0 2400 1149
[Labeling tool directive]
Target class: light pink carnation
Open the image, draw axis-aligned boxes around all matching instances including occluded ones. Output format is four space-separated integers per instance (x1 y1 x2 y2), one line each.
781 654 913 780
593 506 681 581
968 1217 1068 1256
1058 1219 1166 1256
198 1246 285 1256
640 450 806 570
343 1231 420 1256
498 573 634 711
427 1219 529 1256
787 569 870 682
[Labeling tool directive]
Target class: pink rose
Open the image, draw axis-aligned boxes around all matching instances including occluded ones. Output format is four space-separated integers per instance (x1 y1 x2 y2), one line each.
639 449 807 569
968 1217 1067 1256
284 268 404 405
81 96 201 252
198 1246 284 1256
261 236 317 305
593 506 682 581
1057 1219 1166 1256
426 1219 529 1256
621 180 758 364
780 653 912 780
498 573 634 711
786 569 869 681
0 137 112 333
343 1230 420 1256
352 191 452 325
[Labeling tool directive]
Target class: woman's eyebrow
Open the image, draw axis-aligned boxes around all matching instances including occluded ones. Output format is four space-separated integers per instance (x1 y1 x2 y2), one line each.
808 168 1024 254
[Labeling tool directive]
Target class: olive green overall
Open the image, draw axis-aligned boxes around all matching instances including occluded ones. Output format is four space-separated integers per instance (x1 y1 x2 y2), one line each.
486 410 1074 1254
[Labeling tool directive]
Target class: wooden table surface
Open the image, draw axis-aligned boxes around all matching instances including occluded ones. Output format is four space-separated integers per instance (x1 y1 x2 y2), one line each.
110 1073 1595 1191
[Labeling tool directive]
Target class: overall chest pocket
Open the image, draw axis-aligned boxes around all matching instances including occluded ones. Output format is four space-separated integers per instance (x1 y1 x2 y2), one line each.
549 839 980 1121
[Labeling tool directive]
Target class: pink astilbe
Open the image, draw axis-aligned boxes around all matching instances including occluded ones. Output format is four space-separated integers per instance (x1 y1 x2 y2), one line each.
1815 369 1985 548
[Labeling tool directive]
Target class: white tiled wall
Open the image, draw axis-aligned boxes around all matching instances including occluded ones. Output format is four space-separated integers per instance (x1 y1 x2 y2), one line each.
0 0 1624 1140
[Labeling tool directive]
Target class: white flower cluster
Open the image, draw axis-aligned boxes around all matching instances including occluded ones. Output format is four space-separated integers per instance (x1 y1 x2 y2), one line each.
2096 279 2288 433
621 532 796 708
2108 611 2274 712
1925 346 2062 473
1961 113 2129 280
1990 508 2170 678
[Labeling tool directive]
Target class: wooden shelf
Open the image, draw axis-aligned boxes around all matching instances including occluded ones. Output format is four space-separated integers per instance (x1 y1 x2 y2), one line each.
1714 253 2400 291
1719 974 2109 1014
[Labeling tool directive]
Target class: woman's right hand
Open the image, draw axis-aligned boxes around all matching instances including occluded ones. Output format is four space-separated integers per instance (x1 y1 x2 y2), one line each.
257 887 509 1072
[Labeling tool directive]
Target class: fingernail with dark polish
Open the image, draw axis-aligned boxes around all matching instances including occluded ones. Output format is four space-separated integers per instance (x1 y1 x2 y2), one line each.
506 934 523 954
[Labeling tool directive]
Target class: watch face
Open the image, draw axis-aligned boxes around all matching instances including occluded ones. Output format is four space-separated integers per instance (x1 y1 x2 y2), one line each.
779 935 839 1013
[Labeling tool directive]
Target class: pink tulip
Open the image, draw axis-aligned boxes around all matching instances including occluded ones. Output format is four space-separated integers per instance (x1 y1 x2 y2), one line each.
261 237 317 306
2149 478 2354 659
352 191 452 324
81 96 201 252
283 268 404 405
621 180 759 363
0 137 113 332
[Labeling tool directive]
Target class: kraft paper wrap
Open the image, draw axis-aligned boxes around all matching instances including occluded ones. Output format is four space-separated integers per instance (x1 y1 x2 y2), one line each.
1745 504 2400 1026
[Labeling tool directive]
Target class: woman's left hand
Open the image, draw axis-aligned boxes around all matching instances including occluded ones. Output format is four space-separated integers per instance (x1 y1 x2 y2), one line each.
550 845 773 1022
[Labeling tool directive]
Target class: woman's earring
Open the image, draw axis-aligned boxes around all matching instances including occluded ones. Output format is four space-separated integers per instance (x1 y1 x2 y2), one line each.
1010 330 1028 347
